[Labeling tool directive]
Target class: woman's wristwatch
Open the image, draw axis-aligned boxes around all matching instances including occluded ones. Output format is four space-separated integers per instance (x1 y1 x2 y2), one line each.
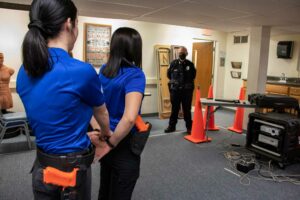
105 137 115 149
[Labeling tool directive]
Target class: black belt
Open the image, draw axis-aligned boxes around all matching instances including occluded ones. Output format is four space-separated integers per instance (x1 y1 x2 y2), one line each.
36 146 95 171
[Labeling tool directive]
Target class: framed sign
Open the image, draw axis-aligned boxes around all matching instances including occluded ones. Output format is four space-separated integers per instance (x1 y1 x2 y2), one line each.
231 71 241 79
83 23 111 68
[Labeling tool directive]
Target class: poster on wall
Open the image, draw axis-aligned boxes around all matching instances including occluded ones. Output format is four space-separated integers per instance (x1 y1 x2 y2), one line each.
83 23 111 68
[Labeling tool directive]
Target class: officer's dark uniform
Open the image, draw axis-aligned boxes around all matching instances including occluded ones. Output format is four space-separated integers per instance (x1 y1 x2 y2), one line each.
167 58 196 132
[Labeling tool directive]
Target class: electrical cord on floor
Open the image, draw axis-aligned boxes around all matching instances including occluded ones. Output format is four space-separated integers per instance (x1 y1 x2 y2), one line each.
223 150 300 186
257 160 300 185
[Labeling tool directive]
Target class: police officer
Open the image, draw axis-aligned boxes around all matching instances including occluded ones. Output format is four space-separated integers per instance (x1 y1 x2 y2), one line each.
165 46 196 133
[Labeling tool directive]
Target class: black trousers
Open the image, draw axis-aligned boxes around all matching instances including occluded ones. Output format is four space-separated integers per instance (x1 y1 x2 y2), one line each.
31 159 92 200
98 134 140 200
168 89 194 130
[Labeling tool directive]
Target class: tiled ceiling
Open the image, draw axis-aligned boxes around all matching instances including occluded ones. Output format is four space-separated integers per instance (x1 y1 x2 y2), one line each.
3 0 300 34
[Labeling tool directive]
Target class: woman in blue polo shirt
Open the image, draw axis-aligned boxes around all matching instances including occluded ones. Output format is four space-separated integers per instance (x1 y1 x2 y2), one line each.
95 27 146 200
16 0 111 199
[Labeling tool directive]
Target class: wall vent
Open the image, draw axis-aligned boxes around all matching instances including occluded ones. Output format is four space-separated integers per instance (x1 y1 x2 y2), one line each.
234 35 248 44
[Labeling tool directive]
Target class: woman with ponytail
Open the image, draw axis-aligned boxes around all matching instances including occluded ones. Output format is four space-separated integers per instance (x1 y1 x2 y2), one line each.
17 0 111 199
91 27 146 200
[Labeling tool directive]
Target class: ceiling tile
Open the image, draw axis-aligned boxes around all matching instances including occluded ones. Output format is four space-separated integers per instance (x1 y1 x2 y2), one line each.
278 0 300 6
2 0 300 34
275 25 300 33
231 15 295 26
191 0 292 15
88 0 182 9
271 28 299 36
267 6 300 24
138 9 217 24
199 20 249 32
79 9 137 19
136 16 206 28
156 1 250 19
76 1 153 16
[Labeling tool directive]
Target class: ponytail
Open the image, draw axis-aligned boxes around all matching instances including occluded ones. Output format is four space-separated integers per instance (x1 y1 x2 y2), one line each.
22 25 50 77
22 0 77 77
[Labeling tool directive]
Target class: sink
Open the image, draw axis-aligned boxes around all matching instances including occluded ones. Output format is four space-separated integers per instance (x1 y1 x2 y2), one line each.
267 76 300 85
267 80 286 83
278 80 287 83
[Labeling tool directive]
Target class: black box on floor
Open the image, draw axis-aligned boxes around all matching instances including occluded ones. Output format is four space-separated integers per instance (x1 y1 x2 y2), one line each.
236 161 255 173
246 112 300 165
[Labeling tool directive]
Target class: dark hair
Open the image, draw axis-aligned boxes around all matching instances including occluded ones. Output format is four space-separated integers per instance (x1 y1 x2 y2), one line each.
22 0 77 77
102 27 142 78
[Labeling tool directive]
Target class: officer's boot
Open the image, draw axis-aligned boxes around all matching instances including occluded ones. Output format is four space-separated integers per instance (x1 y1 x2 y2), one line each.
164 126 175 133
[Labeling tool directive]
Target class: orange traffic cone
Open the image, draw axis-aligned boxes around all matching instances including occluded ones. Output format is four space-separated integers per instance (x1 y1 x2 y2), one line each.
203 85 219 131
185 88 212 143
228 87 246 134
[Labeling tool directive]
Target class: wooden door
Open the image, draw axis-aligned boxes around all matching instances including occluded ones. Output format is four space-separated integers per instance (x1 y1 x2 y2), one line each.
192 42 214 104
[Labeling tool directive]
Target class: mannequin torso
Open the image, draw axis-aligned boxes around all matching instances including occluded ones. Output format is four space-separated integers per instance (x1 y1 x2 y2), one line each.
0 53 15 110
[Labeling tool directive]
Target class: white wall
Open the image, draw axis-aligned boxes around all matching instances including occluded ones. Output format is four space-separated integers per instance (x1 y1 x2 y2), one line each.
74 16 227 83
0 9 29 112
267 34 300 77
0 9 28 79
223 32 250 99
223 31 300 100
214 39 227 98
0 8 227 113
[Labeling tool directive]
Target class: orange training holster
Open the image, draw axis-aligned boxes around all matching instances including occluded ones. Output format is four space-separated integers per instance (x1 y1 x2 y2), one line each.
135 115 150 132
43 167 79 188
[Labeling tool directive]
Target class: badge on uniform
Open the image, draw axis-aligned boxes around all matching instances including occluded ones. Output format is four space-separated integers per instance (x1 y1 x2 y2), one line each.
186 66 190 71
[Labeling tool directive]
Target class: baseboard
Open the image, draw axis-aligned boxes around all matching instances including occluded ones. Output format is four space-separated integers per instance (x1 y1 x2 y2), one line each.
141 113 159 117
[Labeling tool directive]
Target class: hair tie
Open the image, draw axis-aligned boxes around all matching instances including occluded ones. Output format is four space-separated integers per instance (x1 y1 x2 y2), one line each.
28 20 46 33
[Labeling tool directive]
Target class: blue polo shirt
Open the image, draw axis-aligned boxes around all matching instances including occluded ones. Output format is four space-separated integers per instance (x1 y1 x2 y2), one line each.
99 66 146 131
17 48 104 154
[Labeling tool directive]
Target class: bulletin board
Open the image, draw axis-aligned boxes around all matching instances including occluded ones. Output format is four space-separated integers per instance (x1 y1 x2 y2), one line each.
83 23 111 68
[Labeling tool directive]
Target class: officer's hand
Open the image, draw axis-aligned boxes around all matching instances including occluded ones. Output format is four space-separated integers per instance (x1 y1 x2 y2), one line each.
93 140 111 162
87 131 101 146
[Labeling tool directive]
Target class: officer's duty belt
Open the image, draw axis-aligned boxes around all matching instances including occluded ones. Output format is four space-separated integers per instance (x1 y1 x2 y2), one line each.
36 146 95 171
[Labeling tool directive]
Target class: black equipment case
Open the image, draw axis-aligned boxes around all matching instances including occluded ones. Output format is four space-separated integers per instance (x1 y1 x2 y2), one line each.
248 93 299 110
247 112 300 167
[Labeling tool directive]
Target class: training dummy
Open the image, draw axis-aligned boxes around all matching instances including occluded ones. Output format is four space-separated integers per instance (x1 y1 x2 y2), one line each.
0 53 14 113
